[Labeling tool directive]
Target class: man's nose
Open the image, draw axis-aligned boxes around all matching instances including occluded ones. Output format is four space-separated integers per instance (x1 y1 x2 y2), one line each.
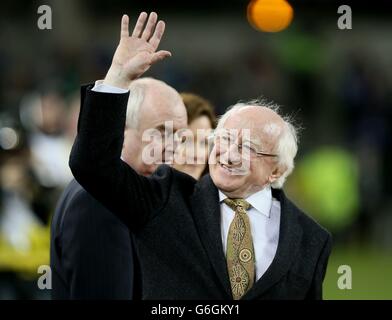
227 143 242 165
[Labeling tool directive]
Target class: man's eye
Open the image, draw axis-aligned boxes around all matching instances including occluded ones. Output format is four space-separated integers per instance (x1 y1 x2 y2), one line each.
221 135 230 141
240 145 255 153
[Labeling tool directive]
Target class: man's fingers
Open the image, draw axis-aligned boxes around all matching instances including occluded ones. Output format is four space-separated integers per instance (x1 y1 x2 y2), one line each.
120 14 129 38
131 12 148 37
149 20 166 51
151 50 172 64
141 12 158 40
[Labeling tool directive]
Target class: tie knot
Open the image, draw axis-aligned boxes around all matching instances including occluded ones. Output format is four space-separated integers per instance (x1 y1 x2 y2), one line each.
224 198 251 212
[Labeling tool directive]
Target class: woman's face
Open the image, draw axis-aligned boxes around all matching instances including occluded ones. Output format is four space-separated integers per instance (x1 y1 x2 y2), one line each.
187 115 213 165
173 115 213 179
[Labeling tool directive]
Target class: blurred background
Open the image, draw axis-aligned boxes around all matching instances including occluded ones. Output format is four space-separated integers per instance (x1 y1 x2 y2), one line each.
0 0 391 299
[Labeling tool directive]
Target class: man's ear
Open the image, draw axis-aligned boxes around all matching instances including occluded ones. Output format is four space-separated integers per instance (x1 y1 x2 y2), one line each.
122 127 140 151
268 164 287 184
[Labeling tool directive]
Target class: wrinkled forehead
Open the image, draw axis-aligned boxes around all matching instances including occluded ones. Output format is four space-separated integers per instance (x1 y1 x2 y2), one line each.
222 108 283 144
140 92 187 129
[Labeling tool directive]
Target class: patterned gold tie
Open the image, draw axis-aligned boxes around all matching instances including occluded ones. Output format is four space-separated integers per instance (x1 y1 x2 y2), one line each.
224 198 255 300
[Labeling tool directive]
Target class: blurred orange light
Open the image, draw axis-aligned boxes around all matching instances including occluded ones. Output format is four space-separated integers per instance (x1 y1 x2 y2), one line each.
247 0 294 33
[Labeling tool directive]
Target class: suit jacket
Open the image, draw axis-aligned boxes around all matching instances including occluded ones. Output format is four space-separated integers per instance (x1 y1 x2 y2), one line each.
50 178 136 299
69 85 332 300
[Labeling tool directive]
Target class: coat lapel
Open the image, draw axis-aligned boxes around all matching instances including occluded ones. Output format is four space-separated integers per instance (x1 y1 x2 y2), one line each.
191 174 232 298
242 188 303 299
191 176 303 300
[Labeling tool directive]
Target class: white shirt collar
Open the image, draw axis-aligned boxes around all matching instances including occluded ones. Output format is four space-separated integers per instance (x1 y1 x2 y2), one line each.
218 186 272 218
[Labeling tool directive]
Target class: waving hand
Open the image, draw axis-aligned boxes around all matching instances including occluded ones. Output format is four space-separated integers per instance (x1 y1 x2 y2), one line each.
104 12 171 89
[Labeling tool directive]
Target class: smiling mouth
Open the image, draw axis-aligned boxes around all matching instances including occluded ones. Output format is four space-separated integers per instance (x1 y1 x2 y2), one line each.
218 162 247 175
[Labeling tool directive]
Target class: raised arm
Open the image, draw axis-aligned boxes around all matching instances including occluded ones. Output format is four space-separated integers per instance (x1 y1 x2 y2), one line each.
69 12 172 231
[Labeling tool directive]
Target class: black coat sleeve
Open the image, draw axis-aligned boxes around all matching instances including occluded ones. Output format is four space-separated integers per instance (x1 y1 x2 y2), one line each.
60 189 134 299
69 85 171 231
306 233 333 300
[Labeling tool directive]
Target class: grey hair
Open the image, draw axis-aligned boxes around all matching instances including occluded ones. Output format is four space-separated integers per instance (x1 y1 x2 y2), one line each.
125 81 147 129
216 98 300 189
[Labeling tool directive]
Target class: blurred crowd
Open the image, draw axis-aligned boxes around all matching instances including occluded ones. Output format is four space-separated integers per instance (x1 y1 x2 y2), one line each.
0 85 79 298
0 0 391 299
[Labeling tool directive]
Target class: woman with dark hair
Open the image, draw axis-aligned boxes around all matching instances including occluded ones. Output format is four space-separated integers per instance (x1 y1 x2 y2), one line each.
173 93 216 180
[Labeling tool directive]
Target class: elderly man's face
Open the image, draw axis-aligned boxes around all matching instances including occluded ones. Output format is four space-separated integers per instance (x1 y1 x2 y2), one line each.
209 106 285 198
122 84 187 176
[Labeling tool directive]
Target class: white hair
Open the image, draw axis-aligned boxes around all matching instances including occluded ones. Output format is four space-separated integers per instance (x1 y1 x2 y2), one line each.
216 98 300 189
125 81 147 129
125 77 182 129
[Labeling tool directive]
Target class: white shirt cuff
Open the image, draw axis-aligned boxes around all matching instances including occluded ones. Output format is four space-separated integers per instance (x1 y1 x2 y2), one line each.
91 80 129 94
